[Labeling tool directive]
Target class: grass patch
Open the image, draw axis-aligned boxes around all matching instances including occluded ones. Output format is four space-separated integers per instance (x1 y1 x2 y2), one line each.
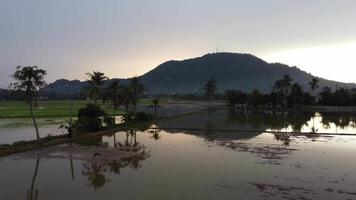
0 100 124 118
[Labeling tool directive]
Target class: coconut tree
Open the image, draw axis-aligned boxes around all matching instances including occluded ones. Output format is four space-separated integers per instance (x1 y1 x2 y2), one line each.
119 85 131 111
272 79 283 107
129 77 144 112
281 74 292 108
309 77 319 104
152 98 160 115
273 74 292 108
12 66 46 143
106 80 122 120
204 79 217 107
290 83 304 108
86 71 108 105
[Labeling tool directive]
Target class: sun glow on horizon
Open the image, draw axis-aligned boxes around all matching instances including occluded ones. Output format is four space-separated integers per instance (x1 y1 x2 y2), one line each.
261 40 356 83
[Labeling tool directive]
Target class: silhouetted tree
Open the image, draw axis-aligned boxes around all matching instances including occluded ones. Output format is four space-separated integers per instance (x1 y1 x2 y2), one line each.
106 80 121 111
152 98 160 115
204 79 217 99
86 71 108 105
289 83 304 108
225 90 247 109
273 74 292 108
309 77 319 104
248 89 263 108
319 86 333 105
12 66 46 143
129 77 144 112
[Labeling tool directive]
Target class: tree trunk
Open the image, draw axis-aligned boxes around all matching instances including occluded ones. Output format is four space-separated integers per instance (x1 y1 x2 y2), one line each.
69 100 74 138
29 97 40 143
34 94 38 108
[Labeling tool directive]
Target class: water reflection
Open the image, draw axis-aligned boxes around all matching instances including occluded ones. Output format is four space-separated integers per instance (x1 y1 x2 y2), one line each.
2 120 356 200
17 131 151 194
147 124 162 141
26 158 40 200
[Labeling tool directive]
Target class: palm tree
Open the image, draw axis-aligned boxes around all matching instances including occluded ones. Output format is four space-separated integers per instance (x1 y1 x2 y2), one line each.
290 83 303 108
281 74 292 108
12 66 46 143
106 80 122 118
272 79 283 107
152 98 160 115
309 77 319 103
86 71 108 105
129 77 144 112
119 85 131 111
204 79 217 107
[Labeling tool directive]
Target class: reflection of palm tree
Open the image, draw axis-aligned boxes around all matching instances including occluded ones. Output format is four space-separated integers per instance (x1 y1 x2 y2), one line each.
148 124 162 141
82 163 109 190
274 133 291 146
26 158 40 200
107 160 122 174
205 122 216 140
70 158 75 180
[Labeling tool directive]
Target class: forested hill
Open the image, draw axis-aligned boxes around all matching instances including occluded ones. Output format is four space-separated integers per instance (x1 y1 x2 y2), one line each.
140 53 355 94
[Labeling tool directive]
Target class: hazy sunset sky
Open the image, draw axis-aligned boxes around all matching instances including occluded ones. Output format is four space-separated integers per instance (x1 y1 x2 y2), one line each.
1 0 356 87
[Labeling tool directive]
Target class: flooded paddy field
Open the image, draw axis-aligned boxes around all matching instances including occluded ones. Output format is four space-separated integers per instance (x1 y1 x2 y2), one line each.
1 110 356 200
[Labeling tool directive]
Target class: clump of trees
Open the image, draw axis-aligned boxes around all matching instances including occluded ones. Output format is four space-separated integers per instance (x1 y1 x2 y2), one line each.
223 74 356 110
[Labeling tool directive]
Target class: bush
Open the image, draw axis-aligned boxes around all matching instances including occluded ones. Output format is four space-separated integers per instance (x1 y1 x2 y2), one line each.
78 104 106 119
74 104 108 134
135 112 153 122
122 111 153 123
104 116 115 127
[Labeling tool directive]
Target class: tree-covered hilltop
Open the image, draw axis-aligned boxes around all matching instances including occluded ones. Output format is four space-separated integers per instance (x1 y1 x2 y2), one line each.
140 53 355 94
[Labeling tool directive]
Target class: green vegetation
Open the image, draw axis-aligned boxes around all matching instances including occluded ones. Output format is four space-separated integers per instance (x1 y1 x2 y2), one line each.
0 100 124 118
12 65 47 142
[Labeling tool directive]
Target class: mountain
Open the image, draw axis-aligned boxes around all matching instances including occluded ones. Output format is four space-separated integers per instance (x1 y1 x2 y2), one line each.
41 53 356 96
140 53 355 94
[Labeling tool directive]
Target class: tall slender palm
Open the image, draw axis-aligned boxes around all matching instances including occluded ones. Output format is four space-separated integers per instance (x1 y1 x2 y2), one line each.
86 71 108 105
12 66 46 143
281 74 292 108
106 80 121 117
309 77 319 103
129 77 144 112
272 80 283 107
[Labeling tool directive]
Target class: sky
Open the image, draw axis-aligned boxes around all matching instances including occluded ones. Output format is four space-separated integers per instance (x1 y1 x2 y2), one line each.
1 0 356 88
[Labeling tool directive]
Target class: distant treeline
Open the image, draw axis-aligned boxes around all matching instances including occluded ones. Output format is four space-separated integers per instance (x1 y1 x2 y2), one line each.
2 73 356 108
